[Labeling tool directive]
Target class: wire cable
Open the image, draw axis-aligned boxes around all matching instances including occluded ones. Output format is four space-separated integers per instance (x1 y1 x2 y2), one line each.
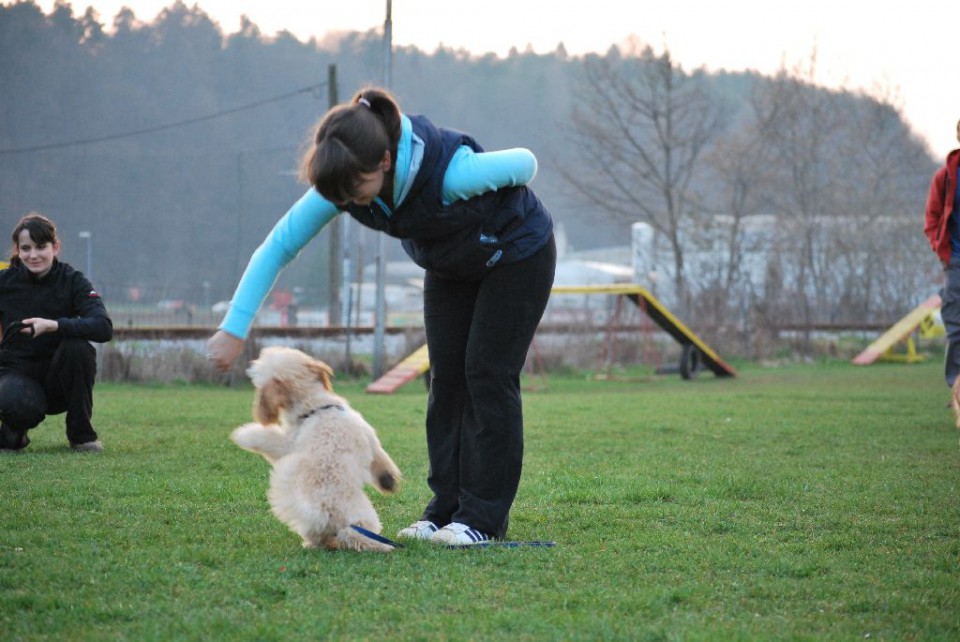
0 81 327 155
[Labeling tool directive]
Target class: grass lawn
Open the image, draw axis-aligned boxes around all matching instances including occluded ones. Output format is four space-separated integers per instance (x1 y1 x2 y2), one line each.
1 360 957 641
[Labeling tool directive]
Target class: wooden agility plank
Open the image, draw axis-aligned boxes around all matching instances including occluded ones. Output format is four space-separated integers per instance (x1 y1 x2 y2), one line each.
852 294 942 366
366 343 430 394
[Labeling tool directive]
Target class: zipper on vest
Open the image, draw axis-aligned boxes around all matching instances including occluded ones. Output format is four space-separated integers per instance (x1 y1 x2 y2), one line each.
486 250 503 267
373 197 392 218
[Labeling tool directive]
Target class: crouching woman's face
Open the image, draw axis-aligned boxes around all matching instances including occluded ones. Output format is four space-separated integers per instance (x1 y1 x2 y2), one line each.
17 229 59 278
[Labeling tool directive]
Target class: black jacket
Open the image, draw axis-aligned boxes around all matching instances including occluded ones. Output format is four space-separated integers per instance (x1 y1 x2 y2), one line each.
0 259 112 365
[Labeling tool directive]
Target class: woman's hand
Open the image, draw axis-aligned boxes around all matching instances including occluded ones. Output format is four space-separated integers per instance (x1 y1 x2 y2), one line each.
206 330 245 372
20 318 57 337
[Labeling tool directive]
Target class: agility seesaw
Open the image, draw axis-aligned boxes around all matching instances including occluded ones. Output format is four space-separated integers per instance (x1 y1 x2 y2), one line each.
367 283 736 394
851 294 942 365
550 284 737 379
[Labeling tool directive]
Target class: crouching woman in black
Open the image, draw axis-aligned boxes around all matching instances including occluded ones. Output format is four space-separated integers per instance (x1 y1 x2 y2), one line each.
0 213 113 453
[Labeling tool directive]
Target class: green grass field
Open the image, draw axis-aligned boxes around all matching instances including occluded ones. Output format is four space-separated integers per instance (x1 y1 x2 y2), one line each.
2 360 957 641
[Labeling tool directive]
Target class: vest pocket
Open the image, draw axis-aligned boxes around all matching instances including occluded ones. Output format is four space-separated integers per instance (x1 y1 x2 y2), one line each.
403 224 515 281
398 187 529 280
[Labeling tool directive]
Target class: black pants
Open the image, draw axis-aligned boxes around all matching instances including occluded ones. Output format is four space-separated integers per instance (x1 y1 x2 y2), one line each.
0 339 99 448
420 236 556 539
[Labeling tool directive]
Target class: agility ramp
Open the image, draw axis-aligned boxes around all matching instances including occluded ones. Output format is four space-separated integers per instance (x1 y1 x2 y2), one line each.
551 284 737 379
367 283 736 393
366 343 430 394
851 294 942 365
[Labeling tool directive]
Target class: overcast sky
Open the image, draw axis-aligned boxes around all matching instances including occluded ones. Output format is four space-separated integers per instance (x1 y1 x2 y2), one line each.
31 0 960 159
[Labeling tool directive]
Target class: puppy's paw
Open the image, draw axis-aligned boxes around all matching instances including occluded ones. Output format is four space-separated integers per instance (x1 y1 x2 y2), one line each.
230 423 290 463
230 423 267 447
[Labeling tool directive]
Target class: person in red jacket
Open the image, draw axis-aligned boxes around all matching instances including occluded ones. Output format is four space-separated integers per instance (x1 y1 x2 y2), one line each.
924 119 960 390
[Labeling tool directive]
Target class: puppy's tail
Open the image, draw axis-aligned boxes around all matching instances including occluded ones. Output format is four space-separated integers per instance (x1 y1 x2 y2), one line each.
367 433 402 494
230 423 291 464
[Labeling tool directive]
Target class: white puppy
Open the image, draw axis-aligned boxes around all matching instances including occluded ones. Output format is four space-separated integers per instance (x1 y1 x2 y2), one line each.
230 346 402 552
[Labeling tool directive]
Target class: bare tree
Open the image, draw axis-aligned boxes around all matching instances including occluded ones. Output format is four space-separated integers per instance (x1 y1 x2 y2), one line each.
697 126 781 356
702 126 778 297
831 84 935 320
749 55 935 333
560 42 727 312
747 55 851 336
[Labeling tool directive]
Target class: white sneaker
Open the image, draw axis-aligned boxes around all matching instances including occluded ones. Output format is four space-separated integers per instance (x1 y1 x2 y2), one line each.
396 520 439 540
71 440 103 453
430 522 492 546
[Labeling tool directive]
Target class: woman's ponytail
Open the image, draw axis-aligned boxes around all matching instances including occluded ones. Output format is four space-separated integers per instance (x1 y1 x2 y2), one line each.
301 86 403 203
354 87 402 149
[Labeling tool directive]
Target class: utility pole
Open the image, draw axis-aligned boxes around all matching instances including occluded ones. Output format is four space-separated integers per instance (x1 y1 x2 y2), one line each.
326 64 342 328
372 0 393 378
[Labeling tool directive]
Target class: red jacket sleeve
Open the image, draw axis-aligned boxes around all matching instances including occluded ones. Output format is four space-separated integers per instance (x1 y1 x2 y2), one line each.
924 166 948 258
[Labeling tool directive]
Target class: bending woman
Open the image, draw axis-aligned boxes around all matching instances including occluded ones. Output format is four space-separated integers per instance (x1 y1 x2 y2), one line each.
207 87 556 545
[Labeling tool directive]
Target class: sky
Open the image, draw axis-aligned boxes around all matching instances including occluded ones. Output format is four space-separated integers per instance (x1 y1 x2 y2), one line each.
33 0 960 159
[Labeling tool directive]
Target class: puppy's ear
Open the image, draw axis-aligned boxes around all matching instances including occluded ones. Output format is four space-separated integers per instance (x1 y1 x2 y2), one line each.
254 379 289 424
309 361 335 391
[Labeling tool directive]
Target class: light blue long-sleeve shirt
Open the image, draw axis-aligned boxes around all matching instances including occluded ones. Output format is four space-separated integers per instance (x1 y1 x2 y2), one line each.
220 114 537 338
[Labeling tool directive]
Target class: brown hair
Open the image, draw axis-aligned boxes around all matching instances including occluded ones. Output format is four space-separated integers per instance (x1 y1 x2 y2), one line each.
9 212 58 266
300 87 403 204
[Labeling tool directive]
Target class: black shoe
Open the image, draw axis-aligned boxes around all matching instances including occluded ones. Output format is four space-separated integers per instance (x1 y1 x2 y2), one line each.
0 424 29 452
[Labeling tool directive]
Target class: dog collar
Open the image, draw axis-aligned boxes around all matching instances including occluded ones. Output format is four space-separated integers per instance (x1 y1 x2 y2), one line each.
297 404 345 423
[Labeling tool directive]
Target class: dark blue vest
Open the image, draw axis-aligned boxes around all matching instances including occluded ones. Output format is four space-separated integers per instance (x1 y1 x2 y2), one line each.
343 115 553 281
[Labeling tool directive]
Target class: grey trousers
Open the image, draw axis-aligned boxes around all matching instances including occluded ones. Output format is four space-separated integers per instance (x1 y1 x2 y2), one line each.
942 258 960 387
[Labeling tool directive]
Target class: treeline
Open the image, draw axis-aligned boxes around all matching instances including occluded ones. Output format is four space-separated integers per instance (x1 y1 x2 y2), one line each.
0 1 939 345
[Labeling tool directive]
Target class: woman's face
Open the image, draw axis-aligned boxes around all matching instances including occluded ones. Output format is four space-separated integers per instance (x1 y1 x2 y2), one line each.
347 168 387 206
340 151 392 207
17 229 59 278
